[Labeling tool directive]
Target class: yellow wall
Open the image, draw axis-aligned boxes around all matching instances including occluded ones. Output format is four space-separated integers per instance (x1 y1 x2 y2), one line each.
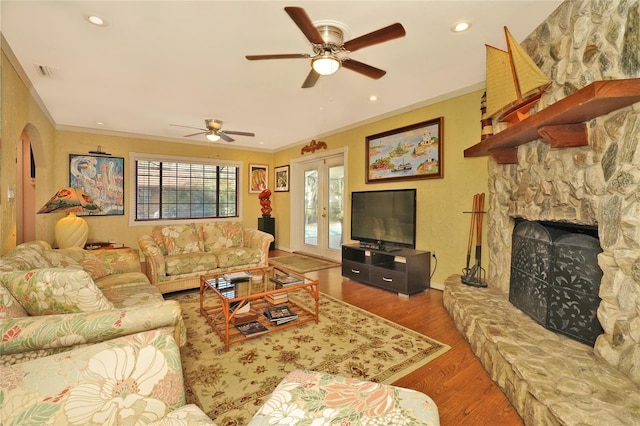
3 45 489 287
274 90 489 286
1 51 56 253
51 131 273 250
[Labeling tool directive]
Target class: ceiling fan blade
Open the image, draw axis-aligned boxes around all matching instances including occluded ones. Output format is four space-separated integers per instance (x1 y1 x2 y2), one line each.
224 130 255 137
246 53 310 60
170 124 207 131
302 69 320 88
342 59 386 79
218 131 234 142
183 131 207 137
343 23 406 52
284 6 324 45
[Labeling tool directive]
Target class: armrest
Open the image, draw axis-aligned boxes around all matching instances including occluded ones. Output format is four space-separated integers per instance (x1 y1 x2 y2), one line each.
92 247 142 274
0 300 185 364
138 235 167 284
243 228 274 266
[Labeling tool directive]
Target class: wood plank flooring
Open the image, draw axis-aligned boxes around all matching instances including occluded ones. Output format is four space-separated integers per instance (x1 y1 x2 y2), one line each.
275 251 523 425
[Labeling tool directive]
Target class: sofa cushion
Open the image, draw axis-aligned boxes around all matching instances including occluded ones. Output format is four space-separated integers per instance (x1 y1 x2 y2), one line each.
152 224 202 256
200 221 244 251
42 247 113 280
0 284 28 319
97 272 164 308
165 253 218 276
212 247 262 268
3 269 114 315
0 241 53 272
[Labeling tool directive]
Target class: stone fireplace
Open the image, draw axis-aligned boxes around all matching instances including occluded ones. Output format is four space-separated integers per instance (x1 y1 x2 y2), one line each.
486 0 640 385
444 1 640 424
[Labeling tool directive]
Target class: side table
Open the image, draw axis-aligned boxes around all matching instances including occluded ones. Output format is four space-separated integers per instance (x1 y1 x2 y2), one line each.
258 216 275 251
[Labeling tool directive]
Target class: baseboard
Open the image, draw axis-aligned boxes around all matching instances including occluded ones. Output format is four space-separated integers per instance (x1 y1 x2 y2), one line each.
430 281 444 291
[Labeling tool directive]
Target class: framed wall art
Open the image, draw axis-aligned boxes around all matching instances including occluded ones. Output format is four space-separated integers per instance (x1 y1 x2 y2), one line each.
69 154 124 215
274 165 290 192
365 117 444 183
249 164 268 193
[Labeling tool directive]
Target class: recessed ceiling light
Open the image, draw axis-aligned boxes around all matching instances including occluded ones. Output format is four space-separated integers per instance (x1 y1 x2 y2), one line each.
96 121 104 126
86 15 106 26
369 95 378 102
452 21 471 33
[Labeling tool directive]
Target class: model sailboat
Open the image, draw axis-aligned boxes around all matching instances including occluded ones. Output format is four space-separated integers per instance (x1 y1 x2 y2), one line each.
484 27 551 124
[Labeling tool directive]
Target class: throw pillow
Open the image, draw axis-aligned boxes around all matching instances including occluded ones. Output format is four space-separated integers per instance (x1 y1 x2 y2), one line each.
151 224 201 256
200 221 244 251
42 247 113 280
3 268 114 315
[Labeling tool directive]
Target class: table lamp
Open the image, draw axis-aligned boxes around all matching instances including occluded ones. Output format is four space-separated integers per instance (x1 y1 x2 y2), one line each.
37 187 101 248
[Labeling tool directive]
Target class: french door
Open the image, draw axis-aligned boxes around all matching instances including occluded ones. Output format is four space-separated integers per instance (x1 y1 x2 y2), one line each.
291 151 345 261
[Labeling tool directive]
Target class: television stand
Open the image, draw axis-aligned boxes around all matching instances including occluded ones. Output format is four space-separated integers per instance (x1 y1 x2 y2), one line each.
342 244 430 296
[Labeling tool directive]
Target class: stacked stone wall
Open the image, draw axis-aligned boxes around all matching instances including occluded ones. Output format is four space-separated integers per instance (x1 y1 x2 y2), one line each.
487 0 640 383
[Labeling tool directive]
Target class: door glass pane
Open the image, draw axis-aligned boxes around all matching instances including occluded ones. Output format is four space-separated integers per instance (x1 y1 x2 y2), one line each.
328 165 344 250
304 170 318 246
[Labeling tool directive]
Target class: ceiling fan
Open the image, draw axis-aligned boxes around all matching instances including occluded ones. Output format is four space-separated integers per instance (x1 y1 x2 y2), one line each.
245 6 406 88
171 119 255 142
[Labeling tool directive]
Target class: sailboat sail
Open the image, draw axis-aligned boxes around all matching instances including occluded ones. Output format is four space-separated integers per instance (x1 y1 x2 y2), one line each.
484 27 551 122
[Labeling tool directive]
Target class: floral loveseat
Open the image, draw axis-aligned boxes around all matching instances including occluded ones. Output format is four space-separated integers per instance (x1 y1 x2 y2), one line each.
138 222 274 294
0 241 185 365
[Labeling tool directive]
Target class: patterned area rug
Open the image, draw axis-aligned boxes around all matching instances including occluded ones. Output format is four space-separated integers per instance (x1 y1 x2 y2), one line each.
167 290 450 424
269 253 340 273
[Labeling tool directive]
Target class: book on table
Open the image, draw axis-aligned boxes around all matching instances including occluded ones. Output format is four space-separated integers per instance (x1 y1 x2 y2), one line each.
266 292 288 305
229 300 250 314
269 274 304 287
236 320 268 337
264 305 298 325
223 271 252 282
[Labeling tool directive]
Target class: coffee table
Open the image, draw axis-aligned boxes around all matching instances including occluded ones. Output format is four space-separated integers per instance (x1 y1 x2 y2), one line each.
199 265 319 351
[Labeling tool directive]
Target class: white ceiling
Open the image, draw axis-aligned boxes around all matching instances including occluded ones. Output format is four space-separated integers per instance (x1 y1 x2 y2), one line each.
2 0 562 151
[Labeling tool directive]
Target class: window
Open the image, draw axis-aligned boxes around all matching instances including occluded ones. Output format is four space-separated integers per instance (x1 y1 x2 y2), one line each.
134 155 240 222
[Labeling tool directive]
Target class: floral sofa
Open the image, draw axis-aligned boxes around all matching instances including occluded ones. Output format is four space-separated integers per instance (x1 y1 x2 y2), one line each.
138 222 274 294
0 241 185 365
1 328 215 425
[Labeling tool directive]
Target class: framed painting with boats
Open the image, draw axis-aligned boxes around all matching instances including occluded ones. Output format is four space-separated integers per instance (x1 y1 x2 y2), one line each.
365 117 443 183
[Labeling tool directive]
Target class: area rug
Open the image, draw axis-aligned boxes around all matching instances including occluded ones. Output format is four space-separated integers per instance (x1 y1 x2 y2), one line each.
166 290 450 424
269 253 340 273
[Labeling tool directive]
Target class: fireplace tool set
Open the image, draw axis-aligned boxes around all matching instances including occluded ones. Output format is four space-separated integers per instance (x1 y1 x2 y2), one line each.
462 193 488 287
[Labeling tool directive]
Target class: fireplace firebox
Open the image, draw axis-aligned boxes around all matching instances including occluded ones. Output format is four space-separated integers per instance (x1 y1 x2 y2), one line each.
509 220 603 346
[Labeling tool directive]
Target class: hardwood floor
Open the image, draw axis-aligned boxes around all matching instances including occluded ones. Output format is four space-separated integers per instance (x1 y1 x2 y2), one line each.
276 251 523 425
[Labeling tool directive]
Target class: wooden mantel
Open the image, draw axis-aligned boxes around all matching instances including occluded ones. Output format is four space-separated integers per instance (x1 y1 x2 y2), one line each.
464 79 640 164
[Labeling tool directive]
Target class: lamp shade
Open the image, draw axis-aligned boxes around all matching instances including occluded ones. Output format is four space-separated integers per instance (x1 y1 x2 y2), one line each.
38 187 101 248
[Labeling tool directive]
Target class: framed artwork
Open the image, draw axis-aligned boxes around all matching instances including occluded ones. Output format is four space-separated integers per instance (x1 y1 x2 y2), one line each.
69 154 124 215
249 164 268 193
274 165 290 192
365 117 444 183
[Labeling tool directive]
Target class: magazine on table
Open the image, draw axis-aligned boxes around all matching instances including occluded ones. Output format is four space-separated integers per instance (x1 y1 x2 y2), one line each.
264 305 298 325
236 320 268 337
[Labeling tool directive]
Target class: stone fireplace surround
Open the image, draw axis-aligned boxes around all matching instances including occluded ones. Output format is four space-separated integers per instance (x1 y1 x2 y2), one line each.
444 1 640 424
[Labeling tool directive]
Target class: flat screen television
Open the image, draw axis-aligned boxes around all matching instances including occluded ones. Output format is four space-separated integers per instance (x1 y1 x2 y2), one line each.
350 189 417 250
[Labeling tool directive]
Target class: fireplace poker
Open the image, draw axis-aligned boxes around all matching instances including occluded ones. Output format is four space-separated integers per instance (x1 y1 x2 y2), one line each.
462 193 478 279
462 192 488 287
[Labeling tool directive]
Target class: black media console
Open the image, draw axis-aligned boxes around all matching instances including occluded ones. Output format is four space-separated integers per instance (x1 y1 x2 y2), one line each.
341 244 430 296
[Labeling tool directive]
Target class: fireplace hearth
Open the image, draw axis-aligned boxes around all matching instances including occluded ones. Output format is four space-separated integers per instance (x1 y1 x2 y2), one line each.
509 220 603 346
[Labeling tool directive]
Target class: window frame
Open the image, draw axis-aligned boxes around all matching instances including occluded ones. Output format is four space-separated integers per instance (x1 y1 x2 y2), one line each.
128 152 244 227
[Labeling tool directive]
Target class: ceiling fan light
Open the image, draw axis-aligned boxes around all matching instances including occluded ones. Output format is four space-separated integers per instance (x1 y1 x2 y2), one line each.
206 131 221 142
312 54 340 76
